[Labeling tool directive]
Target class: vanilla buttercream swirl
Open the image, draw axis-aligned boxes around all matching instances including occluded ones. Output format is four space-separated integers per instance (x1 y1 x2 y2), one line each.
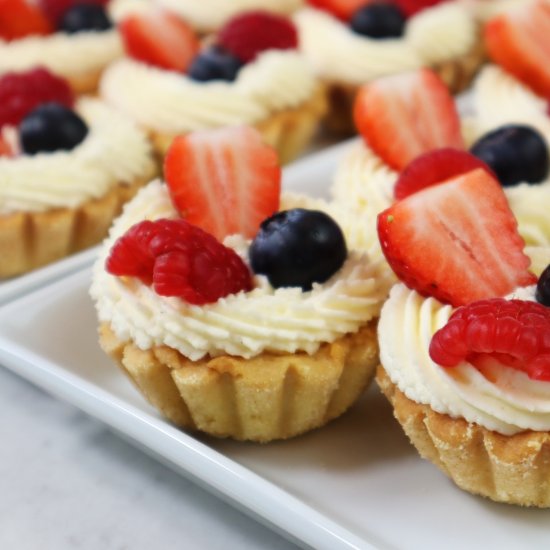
100 50 316 133
155 0 304 32
0 30 123 80
0 99 155 214
379 283 550 435
91 181 392 361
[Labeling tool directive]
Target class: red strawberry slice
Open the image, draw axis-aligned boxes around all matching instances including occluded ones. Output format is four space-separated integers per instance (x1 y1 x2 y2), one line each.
377 167 536 307
485 0 550 98
354 69 464 171
393 0 448 17
218 11 298 63
0 0 53 40
164 126 281 242
119 10 199 72
393 149 495 200
430 298 550 381
307 0 371 21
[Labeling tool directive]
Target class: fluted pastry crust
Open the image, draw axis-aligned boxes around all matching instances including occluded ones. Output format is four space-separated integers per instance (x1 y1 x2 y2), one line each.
377 366 550 507
99 320 379 442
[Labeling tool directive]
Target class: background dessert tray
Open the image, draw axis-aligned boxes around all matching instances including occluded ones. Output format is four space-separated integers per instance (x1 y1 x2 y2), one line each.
0 141 548 550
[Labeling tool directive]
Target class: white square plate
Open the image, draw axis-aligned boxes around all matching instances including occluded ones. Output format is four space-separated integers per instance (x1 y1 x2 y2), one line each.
0 141 548 550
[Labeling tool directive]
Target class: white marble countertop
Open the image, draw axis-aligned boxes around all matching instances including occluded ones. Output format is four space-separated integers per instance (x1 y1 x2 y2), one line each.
0 366 299 550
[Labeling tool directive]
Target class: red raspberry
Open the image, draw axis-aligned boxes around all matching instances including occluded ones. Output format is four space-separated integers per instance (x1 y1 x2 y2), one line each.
218 11 298 63
0 68 74 129
106 219 252 305
394 0 448 18
430 298 550 381
38 0 109 24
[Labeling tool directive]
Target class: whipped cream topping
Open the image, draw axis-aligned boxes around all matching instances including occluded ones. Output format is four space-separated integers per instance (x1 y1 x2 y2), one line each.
155 0 304 32
460 0 527 21
100 50 317 133
379 283 550 435
294 3 477 84
0 30 123 81
0 99 155 214
91 181 393 361
466 65 550 247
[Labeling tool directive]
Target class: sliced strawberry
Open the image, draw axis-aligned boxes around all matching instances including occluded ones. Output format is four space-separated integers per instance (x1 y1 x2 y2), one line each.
393 0 448 18
394 149 495 200
307 0 371 21
164 126 281 242
377 168 536 307
354 69 464 171
119 10 199 72
485 0 550 98
0 0 53 40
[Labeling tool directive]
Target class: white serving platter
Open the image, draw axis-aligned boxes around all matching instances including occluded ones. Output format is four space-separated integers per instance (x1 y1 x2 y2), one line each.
0 140 548 550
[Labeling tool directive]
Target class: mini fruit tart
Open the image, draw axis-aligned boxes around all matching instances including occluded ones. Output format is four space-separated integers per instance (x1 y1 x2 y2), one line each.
100 8 326 163
330 67 550 272
0 0 128 93
0 67 156 278
294 0 484 133
374 159 550 507
90 125 393 442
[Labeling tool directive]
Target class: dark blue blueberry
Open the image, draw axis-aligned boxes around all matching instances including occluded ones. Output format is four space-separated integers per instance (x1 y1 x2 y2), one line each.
350 3 406 39
536 264 550 307
470 125 549 187
59 5 112 34
249 208 347 290
20 102 88 155
187 46 244 82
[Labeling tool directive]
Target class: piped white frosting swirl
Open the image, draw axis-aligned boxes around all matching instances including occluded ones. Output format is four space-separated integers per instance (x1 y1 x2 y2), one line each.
100 50 317 133
0 99 155 214
379 283 550 435
91 181 393 361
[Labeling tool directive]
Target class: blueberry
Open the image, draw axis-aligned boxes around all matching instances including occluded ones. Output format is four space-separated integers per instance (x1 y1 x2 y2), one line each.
536 264 550 307
470 125 549 187
350 3 406 39
249 209 347 290
20 103 88 155
188 46 244 82
59 5 112 34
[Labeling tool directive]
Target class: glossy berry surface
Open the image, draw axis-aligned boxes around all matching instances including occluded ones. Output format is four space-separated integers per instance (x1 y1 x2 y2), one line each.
0 68 74 130
20 102 88 155
59 4 112 34
536 264 550 307
0 0 53 40
470 125 549 187
39 0 109 25
218 11 298 63
394 0 446 17
350 3 406 39
430 298 550 381
249 209 347 290
106 219 253 305
188 46 243 82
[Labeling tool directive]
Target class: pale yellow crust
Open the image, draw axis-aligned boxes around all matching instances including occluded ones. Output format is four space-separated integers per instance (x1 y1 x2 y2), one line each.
99 320 379 442
376 366 550 507
148 84 328 165
66 69 104 95
0 166 157 279
323 37 486 135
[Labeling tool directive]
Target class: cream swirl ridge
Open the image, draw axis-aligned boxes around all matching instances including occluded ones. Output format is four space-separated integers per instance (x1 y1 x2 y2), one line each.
0 30 123 80
379 283 550 435
91 181 392 361
0 98 155 214
100 51 316 133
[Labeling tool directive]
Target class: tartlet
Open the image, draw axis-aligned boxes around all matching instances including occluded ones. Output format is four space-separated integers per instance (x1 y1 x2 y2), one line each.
91 126 393 441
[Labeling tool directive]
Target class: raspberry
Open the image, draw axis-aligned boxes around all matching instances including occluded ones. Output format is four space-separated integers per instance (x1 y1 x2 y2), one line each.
38 0 109 24
0 68 74 130
394 0 447 18
429 298 550 381
218 11 298 63
106 219 252 305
